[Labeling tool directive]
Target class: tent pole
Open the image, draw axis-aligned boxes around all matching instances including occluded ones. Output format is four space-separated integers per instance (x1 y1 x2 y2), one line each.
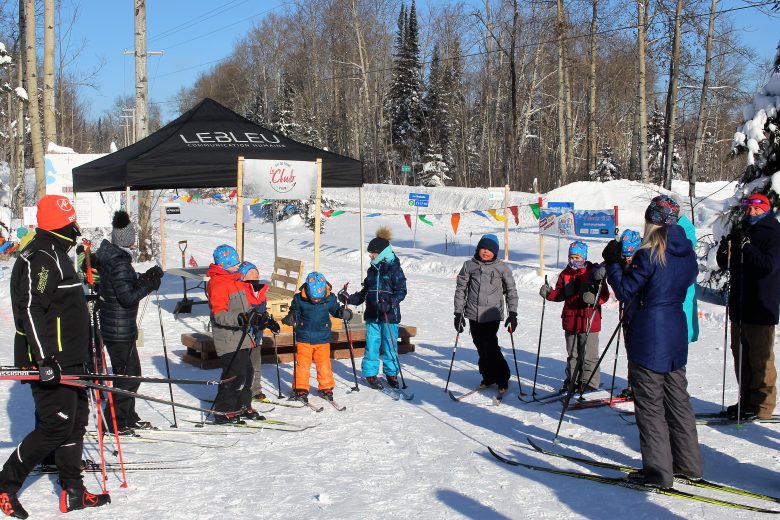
313 158 322 271
125 186 130 214
159 203 165 271
359 186 365 288
273 202 278 261
236 156 245 260
504 184 510 261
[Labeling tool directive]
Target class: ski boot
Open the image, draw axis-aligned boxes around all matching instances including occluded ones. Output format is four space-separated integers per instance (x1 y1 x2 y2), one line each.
59 487 111 513
318 389 334 401
252 391 267 402
386 375 400 389
0 491 28 519
293 390 309 404
132 420 156 430
365 376 383 389
214 412 245 425
240 407 265 421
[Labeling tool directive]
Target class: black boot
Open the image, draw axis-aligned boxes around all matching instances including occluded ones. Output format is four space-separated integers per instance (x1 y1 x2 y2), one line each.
59 487 111 513
0 491 28 519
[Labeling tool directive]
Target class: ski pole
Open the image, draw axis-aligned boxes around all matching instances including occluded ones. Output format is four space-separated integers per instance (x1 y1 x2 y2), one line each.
721 237 731 413
444 323 463 393
98 345 128 488
508 329 526 397
339 285 360 392
251 327 264 400
608 303 624 406
155 290 178 428
199 308 256 425
531 275 548 397
736 243 745 429
383 311 407 389
290 313 300 398
272 328 283 399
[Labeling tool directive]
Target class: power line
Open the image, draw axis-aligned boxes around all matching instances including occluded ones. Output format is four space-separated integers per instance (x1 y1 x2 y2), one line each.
153 1 774 87
148 0 250 42
164 6 283 52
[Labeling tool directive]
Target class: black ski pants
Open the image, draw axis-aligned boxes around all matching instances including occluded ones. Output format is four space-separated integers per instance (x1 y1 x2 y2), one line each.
630 361 702 488
104 341 142 429
213 349 254 414
469 320 510 389
0 367 89 493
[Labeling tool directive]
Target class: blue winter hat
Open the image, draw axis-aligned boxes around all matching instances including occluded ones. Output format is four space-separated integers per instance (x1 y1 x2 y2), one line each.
212 244 240 270
568 240 588 259
304 271 327 300
620 230 641 257
476 234 499 257
237 261 258 278
645 195 680 226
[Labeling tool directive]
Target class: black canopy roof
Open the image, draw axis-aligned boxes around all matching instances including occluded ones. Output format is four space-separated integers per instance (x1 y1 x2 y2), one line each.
73 98 363 192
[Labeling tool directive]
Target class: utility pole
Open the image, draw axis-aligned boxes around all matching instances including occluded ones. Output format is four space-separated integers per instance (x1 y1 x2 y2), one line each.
132 0 163 261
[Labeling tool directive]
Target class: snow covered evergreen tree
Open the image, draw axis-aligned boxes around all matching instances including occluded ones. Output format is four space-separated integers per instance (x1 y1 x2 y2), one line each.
384 0 424 173
418 150 451 187
271 77 303 140
589 146 621 182
647 106 681 185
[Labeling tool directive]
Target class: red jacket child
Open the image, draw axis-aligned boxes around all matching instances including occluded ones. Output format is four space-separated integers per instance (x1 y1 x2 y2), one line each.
546 261 609 333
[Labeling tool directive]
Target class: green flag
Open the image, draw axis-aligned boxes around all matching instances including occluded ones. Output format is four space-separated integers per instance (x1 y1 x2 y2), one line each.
530 203 540 219
419 215 433 226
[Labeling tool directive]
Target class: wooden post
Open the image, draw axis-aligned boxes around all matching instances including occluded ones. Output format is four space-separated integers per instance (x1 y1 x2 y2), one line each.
359 186 365 283
313 158 323 270
503 184 510 261
236 156 245 260
538 196 545 278
159 203 165 271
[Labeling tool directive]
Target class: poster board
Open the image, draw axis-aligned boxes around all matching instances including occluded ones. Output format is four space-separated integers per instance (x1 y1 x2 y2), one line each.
242 159 317 200
46 154 121 228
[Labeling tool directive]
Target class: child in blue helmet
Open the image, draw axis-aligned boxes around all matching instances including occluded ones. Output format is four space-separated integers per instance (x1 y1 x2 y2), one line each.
237 261 272 401
340 226 407 389
620 229 642 265
540 240 609 393
281 272 349 403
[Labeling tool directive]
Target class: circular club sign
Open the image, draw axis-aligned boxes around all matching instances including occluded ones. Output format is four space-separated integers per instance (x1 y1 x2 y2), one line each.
268 161 297 194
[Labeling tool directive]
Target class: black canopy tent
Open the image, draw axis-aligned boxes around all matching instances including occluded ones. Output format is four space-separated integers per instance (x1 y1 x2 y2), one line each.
72 97 363 191
72 97 365 271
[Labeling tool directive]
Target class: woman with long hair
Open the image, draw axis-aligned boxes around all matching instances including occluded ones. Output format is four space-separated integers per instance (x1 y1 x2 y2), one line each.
601 195 702 489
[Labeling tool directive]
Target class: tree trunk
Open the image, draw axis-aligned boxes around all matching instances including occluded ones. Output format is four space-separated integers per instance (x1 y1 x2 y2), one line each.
662 0 684 190
636 0 649 183
12 2 26 218
556 0 569 185
588 0 598 174
135 0 153 261
689 0 716 199
508 0 519 187
25 0 45 200
43 0 56 147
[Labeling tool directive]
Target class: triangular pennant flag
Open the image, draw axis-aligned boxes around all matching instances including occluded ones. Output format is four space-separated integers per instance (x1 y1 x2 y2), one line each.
228 189 237 198
472 210 488 219
366 213 381 217
451 213 460 235
419 215 433 226
185 195 193 203
330 210 345 217
403 214 412 229
530 203 540 219
188 255 198 267
322 209 335 218
487 209 506 221
192 193 201 200
250 198 260 205
510 206 519 225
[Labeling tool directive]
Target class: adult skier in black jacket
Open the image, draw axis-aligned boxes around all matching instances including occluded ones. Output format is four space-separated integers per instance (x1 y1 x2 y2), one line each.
0 195 110 518
93 211 162 434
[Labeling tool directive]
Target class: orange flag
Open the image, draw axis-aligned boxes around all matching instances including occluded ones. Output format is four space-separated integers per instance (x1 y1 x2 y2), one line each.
403 214 412 229
451 213 461 235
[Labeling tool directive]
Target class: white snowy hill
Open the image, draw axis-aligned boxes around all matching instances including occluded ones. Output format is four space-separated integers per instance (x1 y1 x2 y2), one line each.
1 179 778 519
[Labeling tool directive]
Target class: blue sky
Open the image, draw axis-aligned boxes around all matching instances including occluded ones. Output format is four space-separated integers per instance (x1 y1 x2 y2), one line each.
64 0 778 123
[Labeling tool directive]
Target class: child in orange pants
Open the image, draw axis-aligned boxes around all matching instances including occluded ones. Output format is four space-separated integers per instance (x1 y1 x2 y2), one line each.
281 271 350 403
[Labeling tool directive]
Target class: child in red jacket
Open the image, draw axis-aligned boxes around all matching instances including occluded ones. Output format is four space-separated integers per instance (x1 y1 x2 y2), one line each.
539 241 609 393
237 261 273 401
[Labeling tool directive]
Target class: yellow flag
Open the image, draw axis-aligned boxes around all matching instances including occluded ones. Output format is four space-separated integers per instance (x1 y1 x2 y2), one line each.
487 209 506 221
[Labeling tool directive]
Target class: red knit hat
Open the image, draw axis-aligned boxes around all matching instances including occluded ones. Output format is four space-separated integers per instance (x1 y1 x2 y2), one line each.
37 195 77 231
742 193 771 212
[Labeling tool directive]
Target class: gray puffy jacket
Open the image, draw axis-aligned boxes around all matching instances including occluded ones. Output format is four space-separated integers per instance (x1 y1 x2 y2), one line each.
211 289 252 357
454 257 518 323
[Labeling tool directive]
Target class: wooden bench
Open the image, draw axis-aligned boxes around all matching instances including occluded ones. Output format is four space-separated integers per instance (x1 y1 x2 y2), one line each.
265 256 304 321
181 323 417 369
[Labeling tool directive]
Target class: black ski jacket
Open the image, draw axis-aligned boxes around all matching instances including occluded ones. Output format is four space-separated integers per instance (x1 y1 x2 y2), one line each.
10 229 90 367
93 239 152 343
717 212 780 325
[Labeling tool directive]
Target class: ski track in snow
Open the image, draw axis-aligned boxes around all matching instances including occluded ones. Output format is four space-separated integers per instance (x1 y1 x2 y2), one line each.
0 181 777 519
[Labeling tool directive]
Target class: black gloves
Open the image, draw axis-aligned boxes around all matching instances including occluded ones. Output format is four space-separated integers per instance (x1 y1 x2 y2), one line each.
591 265 607 281
504 311 518 333
247 280 265 292
338 289 350 305
238 311 261 329
141 265 163 291
454 313 464 333
38 356 61 387
602 240 622 265
377 295 393 313
256 312 280 333
281 312 295 327
339 307 354 321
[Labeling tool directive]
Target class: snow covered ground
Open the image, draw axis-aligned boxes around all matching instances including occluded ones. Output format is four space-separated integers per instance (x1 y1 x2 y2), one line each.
1 180 778 519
